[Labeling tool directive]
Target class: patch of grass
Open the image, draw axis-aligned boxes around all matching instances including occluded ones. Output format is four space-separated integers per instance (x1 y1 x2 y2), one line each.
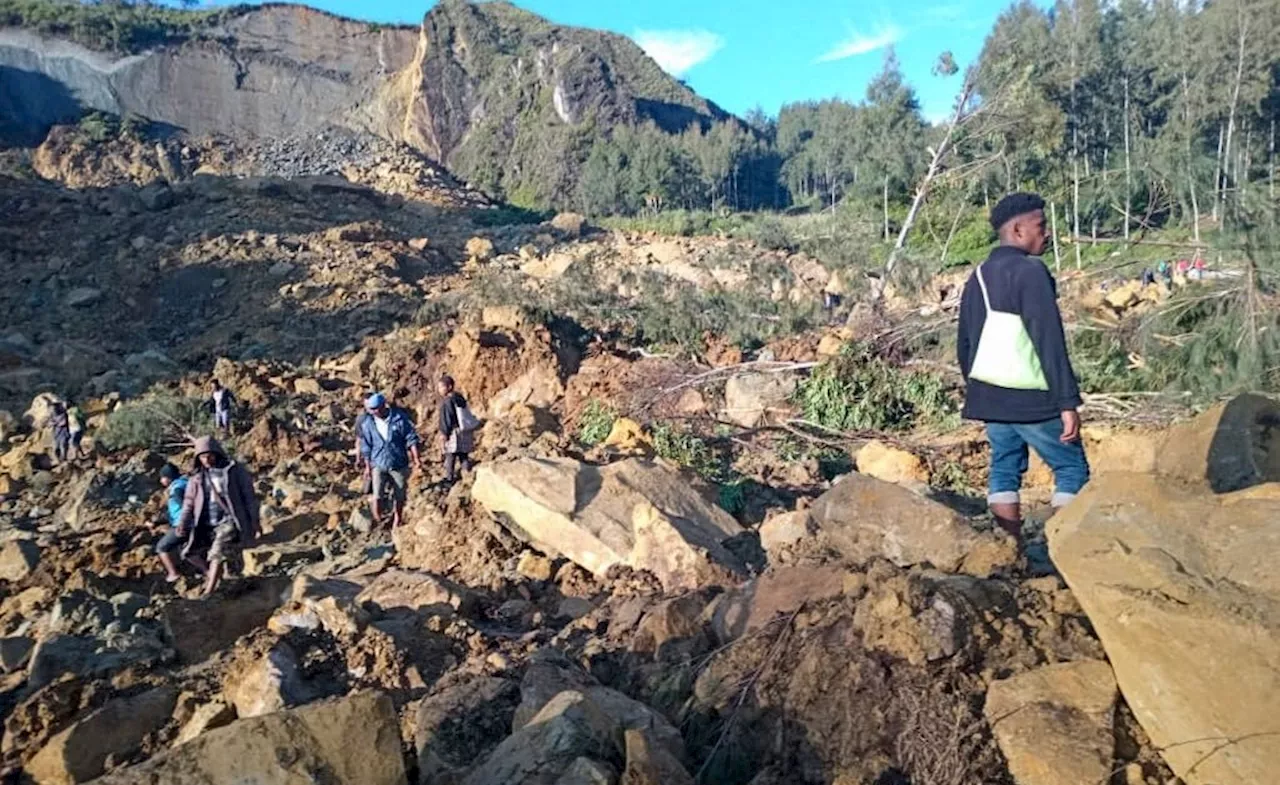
97 393 211 452
577 399 617 446
0 0 234 53
796 344 960 433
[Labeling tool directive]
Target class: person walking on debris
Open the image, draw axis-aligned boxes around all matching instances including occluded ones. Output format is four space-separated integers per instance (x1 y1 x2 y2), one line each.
957 192 1090 544
208 380 236 435
358 392 422 528
175 437 259 596
155 463 208 583
823 270 846 323
437 375 478 485
48 400 72 465
66 400 85 460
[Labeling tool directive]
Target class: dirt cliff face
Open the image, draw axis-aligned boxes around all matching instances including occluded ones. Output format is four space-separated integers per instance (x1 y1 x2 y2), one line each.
0 1 727 198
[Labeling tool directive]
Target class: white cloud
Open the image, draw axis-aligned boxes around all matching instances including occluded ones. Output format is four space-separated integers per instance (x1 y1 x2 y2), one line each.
814 24 902 63
633 29 725 77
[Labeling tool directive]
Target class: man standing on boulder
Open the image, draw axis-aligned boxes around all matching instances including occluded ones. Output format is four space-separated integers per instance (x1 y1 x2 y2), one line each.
957 192 1090 543
175 437 259 596
358 392 422 528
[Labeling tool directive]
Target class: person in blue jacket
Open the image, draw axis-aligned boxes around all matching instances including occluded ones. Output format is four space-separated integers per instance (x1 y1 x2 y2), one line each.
358 392 423 529
155 463 208 583
957 192 1090 544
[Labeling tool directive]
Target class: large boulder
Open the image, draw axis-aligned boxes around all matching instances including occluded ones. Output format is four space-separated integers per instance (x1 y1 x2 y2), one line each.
89 691 405 785
722 372 797 428
1152 393 1280 492
1047 472 1280 785
472 458 745 591
0 540 40 582
461 691 621 785
984 660 1117 785
26 686 178 785
355 569 479 617
415 677 521 785
707 566 848 644
806 473 1015 577
162 578 287 663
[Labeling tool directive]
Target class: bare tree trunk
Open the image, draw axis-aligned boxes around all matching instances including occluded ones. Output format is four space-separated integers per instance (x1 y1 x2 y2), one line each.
1050 198 1062 272
940 202 966 266
882 174 890 242
1123 76 1132 240
883 77 978 284
1270 118 1275 200
1073 148 1082 270
1181 72 1201 244
1214 122 1225 223
1221 0 1249 223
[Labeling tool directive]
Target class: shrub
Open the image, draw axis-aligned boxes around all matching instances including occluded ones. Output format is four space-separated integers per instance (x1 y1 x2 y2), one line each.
796 345 959 433
97 393 212 452
76 111 117 143
577 399 617 446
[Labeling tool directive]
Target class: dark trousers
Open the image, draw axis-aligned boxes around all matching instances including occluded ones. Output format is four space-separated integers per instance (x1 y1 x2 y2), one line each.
444 452 473 482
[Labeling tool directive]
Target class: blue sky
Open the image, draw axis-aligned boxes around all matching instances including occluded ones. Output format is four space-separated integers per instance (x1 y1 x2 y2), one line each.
256 0 1014 121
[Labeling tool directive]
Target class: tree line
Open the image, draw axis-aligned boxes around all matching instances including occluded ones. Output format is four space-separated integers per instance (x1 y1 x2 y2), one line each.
568 0 1280 247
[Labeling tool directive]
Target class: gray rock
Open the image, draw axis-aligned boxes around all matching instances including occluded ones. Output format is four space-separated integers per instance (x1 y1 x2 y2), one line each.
64 287 102 308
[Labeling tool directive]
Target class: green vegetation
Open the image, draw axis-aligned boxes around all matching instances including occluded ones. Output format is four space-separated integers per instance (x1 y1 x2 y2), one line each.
576 399 616 446
97 393 211 451
649 421 752 514
0 0 235 53
797 345 960 433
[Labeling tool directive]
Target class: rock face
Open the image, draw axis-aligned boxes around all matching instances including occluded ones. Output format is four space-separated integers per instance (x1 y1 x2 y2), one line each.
984 660 1117 785
1151 393 1280 492
0 1 725 205
90 691 405 785
722 372 797 428
472 457 745 590
807 473 1016 577
1047 472 1280 785
25 686 178 785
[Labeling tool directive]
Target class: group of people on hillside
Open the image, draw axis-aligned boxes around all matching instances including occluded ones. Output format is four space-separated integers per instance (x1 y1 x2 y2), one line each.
1139 256 1207 288
151 374 478 593
144 190 1090 591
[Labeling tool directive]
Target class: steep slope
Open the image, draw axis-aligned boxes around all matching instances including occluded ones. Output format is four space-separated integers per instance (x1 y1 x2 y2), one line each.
0 0 729 202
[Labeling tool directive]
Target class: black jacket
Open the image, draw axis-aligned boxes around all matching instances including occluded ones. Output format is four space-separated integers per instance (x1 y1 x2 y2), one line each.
957 246 1082 423
437 392 469 437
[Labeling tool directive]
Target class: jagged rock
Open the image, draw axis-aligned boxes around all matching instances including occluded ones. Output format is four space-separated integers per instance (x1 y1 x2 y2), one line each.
355 569 478 617
90 692 405 785
517 552 554 581
173 700 236 747
0 539 40 581
0 635 34 673
64 288 102 308
855 441 928 487
757 510 816 559
550 212 587 237
621 727 693 785
554 758 616 785
467 237 496 262
630 593 712 661
707 567 848 644
1047 472 1280 785
223 641 311 718
462 691 622 785
414 676 520 785
162 578 287 663
984 660 1117 785
25 631 167 691
259 511 327 544
25 686 177 785
722 372 797 428
1152 393 1280 492
472 457 744 591
806 473 1016 577
513 656 685 762
241 542 324 576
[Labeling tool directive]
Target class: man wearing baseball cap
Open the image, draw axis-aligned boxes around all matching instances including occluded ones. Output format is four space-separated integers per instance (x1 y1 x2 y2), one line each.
357 392 422 529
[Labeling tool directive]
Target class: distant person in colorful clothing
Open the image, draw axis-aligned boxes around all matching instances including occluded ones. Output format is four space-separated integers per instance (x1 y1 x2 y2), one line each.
436 376 477 485
208 380 236 435
155 463 207 583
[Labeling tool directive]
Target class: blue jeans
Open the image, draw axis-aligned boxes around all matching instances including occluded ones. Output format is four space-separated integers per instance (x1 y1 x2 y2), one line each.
986 418 1090 508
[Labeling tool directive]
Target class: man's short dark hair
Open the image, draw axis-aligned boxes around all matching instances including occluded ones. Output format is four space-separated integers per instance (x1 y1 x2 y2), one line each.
160 463 181 481
990 192 1046 232
439 375 455 389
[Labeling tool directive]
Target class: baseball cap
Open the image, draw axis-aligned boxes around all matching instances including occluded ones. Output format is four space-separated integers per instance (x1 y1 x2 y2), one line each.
365 392 387 411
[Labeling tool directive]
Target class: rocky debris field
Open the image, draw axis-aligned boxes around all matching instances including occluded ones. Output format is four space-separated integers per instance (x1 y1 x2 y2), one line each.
1 142 1279 785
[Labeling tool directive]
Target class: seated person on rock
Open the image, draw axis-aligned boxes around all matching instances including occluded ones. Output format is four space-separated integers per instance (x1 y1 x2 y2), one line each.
155 462 208 583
